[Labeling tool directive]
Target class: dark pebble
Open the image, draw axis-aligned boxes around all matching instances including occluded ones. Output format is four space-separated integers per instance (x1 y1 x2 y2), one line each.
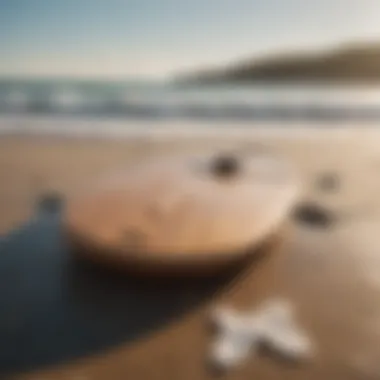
293 202 335 228
35 191 64 215
316 172 340 192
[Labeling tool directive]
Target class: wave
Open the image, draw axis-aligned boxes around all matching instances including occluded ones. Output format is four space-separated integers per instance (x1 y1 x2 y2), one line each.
1 81 380 121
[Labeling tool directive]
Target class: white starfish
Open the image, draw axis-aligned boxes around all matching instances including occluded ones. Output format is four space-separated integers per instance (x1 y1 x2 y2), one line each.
209 298 314 371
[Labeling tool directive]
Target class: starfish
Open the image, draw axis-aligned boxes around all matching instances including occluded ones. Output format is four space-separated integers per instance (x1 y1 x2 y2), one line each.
209 298 314 371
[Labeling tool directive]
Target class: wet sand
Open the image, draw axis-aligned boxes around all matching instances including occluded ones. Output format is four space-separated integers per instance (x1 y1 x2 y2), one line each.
2 129 380 379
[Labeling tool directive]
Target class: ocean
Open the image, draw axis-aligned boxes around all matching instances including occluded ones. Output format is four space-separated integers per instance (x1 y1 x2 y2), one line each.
1 79 380 137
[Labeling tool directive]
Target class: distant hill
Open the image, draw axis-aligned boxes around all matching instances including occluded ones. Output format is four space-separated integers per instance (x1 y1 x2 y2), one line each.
176 43 380 84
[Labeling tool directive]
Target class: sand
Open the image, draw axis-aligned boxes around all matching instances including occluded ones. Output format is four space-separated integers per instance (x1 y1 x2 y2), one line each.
2 128 380 379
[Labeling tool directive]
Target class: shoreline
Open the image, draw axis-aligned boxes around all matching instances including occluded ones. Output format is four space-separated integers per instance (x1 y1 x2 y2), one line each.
1 114 380 141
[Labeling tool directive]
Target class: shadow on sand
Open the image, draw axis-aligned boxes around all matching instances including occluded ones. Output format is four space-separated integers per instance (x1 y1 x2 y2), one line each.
0 208 271 376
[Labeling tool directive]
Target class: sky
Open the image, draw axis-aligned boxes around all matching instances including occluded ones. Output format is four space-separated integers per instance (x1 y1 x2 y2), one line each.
1 0 380 79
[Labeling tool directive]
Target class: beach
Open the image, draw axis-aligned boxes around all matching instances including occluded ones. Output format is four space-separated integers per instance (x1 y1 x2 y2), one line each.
3 0 380 376
2 125 380 379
